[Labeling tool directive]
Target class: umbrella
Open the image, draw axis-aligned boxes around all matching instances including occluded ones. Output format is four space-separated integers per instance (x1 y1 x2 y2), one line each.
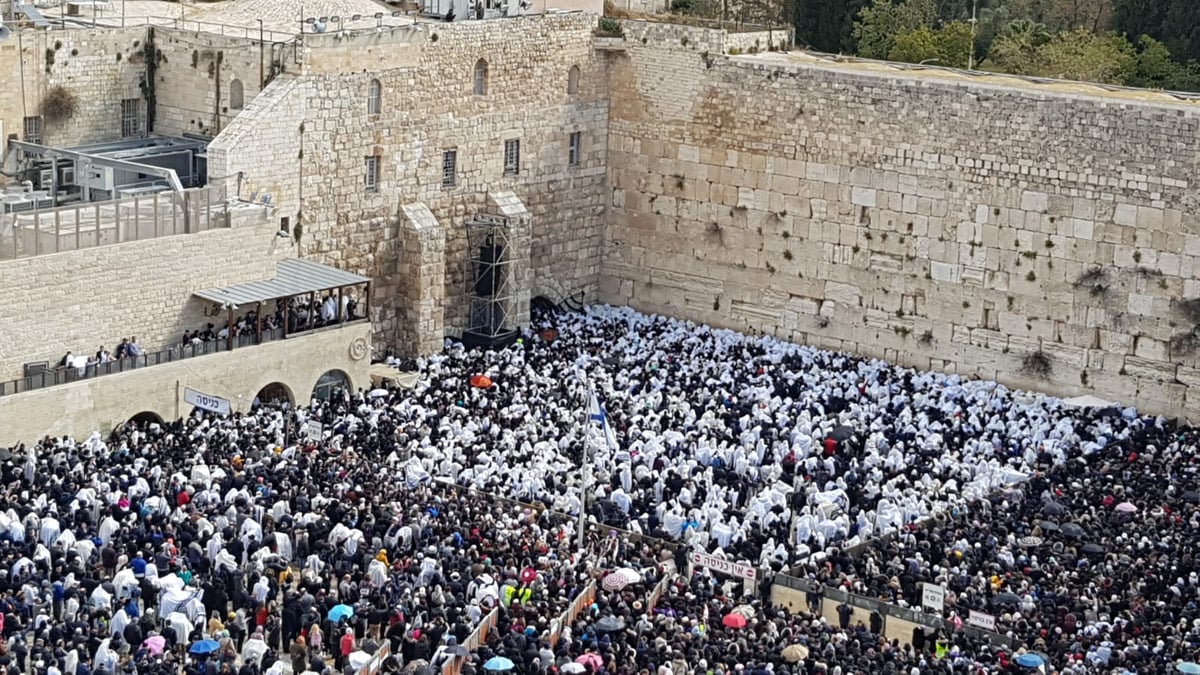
731 604 756 619
575 654 603 670
722 613 748 629
1081 543 1105 555
327 604 355 622
828 426 854 442
561 664 586 675
188 640 220 656
470 375 493 388
483 657 515 672
1115 502 1137 513
142 636 166 656
1018 536 1043 548
992 592 1021 606
369 388 389 398
614 567 642 584
1177 663 1200 674
1184 491 1200 504
781 644 809 663
1038 520 1060 532
594 616 625 633
1060 523 1086 538
1042 501 1067 516
1014 653 1046 668
602 572 630 592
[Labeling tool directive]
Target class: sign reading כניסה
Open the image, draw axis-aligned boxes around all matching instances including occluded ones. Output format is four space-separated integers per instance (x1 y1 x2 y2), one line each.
690 551 757 580
183 387 231 415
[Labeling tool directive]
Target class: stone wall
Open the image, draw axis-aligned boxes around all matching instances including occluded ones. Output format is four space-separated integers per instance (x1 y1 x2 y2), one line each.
211 13 608 354
152 27 273 137
0 321 371 445
0 27 146 154
0 207 289 380
602 24 1200 418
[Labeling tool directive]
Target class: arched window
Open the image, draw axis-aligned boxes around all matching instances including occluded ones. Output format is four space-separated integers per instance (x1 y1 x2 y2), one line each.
229 79 244 110
567 65 580 95
473 59 488 96
367 78 382 115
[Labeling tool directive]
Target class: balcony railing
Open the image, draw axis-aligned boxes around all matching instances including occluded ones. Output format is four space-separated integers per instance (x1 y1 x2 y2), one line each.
0 320 366 397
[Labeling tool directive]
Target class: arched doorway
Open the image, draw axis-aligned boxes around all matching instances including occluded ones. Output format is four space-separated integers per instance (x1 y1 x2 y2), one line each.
311 369 350 402
128 411 164 427
253 382 293 409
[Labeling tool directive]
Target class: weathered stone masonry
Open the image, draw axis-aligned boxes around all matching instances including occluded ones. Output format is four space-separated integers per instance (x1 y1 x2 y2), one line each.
602 23 1200 419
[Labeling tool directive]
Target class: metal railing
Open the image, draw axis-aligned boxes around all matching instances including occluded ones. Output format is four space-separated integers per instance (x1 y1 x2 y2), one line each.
645 573 673 614
547 580 597 648
0 185 230 261
0 320 366 397
772 573 1014 650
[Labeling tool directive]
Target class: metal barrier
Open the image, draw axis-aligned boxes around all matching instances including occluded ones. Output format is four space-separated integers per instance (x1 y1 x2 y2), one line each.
645 573 673 614
548 580 597 648
440 607 499 675
0 185 230 261
772 573 1014 650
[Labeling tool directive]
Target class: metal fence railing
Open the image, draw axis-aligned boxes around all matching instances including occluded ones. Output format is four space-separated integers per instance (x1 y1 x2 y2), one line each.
645 573 673 614
0 185 230 261
548 580 597 648
772 573 1015 650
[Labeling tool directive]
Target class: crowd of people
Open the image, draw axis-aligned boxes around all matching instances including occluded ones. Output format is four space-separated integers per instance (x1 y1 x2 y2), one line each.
7 303 1200 674
181 295 360 347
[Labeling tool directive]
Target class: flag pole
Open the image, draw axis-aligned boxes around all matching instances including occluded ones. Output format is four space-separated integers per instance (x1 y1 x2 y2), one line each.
576 382 593 554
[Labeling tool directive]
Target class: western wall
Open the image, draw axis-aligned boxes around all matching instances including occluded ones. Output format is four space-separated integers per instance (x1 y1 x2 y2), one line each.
601 21 1200 419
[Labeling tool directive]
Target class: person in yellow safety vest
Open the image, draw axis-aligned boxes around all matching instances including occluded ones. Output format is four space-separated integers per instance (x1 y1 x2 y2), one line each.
503 585 532 607
935 639 950 660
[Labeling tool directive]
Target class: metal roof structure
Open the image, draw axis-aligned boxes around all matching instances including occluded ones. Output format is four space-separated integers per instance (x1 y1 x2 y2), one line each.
194 258 370 306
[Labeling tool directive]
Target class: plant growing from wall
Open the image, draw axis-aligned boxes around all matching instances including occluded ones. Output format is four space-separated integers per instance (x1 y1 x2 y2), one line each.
293 222 304 245
41 86 78 123
45 48 55 73
1020 350 1053 380
140 29 158 134
596 17 623 37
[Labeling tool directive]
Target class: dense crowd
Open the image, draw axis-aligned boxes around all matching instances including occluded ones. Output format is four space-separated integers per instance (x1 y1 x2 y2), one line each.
7 304 1200 674
181 293 361 346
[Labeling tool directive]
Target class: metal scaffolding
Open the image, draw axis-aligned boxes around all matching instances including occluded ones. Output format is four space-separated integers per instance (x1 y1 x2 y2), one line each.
463 215 522 348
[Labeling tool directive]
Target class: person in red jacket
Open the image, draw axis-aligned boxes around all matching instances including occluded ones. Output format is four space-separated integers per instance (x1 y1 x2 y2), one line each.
338 628 356 671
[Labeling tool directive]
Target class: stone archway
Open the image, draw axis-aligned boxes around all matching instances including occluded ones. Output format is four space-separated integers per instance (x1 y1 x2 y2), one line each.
253 381 294 409
127 411 165 427
311 369 351 402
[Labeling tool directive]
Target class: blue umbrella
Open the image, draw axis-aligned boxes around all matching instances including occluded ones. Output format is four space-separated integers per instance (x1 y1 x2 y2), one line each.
1014 653 1045 668
483 657 515 671
1177 663 1200 674
327 604 355 622
188 640 220 655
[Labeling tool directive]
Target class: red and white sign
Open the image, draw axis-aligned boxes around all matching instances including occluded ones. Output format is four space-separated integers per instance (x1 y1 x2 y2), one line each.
690 551 757 580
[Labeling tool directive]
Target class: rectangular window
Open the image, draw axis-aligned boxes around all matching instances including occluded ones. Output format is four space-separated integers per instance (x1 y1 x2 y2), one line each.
364 156 379 192
568 131 582 167
442 149 457 188
503 139 520 177
23 116 42 145
121 99 141 138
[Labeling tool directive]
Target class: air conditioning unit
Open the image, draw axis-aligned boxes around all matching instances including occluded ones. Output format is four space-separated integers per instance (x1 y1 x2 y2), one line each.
39 168 53 188
60 164 75 186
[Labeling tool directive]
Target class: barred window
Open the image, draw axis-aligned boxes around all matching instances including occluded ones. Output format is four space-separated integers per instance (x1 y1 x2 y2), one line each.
364 156 379 192
121 98 141 137
473 59 488 95
367 79 382 115
568 131 581 167
442 149 457 188
503 139 520 177
23 116 43 145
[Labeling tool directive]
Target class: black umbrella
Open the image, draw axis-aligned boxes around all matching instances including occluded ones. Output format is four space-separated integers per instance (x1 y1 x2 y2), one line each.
1081 543 1104 555
1038 520 1060 532
1060 523 1086 539
1184 491 1200 504
595 616 626 633
828 426 854 442
1042 501 1067 516
993 592 1021 606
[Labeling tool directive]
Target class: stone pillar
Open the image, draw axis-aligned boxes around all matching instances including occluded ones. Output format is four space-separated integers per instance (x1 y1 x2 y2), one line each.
484 191 532 329
397 202 445 357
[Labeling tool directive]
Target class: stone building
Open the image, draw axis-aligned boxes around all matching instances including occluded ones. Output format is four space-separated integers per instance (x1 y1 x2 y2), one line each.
7 2 1200 423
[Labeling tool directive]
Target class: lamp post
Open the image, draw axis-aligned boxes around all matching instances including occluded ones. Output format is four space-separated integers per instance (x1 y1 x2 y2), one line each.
257 18 264 88
967 0 978 70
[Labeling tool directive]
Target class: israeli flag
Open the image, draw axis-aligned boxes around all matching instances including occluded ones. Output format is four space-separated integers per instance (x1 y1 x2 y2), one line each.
587 387 619 451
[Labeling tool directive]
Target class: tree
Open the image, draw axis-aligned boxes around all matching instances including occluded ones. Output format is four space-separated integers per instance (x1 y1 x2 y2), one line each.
794 0 870 53
1035 27 1135 83
889 21 975 66
853 0 938 59
1052 0 1113 32
1126 34 1200 90
980 19 1052 73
